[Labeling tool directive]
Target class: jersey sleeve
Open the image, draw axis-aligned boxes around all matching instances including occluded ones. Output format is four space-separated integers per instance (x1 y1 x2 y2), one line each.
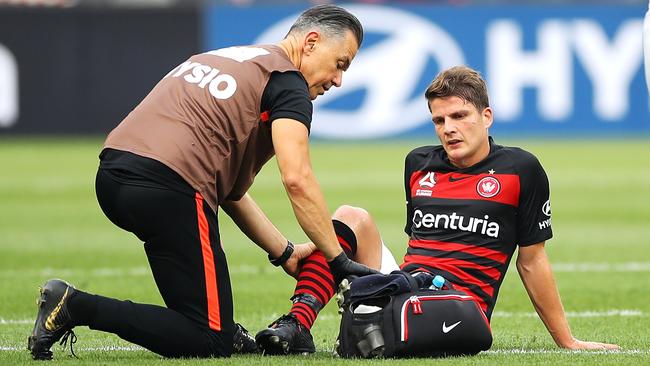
514 149 553 246
261 71 312 131
404 151 415 236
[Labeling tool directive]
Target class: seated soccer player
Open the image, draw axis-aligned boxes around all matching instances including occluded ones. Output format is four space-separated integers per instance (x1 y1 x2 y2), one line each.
255 66 619 354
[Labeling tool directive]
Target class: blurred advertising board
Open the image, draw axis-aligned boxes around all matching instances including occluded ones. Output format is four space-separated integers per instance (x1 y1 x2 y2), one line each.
0 8 199 134
205 3 649 139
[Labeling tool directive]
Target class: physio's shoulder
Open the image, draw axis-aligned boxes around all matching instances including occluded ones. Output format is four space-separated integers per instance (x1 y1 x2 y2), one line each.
267 71 309 94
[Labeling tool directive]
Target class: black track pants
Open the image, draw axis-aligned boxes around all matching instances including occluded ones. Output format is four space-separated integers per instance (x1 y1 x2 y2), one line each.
74 168 234 358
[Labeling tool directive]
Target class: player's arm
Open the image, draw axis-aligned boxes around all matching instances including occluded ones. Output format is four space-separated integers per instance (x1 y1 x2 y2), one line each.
221 193 315 278
271 118 378 280
516 242 619 350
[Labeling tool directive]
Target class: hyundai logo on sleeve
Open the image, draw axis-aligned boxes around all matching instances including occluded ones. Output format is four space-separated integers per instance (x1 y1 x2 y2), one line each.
542 200 551 217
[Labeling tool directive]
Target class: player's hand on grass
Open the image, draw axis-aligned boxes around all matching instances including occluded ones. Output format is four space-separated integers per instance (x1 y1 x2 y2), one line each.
281 242 316 278
561 338 620 350
328 252 380 285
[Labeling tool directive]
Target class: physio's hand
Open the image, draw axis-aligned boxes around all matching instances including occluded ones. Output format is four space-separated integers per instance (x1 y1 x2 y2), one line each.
327 252 380 285
282 242 316 278
561 338 620 351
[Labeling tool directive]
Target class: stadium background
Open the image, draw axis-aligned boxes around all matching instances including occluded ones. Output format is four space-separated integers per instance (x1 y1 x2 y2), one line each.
1 0 649 364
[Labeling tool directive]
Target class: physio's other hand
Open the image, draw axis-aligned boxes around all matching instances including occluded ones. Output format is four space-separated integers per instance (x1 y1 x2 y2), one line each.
282 242 316 278
328 252 380 285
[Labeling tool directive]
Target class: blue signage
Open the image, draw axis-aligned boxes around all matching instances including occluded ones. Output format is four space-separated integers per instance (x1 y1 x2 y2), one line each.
204 4 649 139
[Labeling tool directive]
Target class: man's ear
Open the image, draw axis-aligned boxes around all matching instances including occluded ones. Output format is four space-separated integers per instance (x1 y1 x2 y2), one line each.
482 107 493 129
303 31 320 54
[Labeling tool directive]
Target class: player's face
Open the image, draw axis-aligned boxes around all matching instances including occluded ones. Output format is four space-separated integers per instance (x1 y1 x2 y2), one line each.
299 30 358 100
429 96 493 169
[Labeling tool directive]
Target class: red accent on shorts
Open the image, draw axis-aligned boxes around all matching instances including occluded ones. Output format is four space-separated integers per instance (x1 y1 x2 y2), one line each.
195 193 221 331
336 235 353 253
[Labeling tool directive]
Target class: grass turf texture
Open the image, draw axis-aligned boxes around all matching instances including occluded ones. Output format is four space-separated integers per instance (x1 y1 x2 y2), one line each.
1 137 649 365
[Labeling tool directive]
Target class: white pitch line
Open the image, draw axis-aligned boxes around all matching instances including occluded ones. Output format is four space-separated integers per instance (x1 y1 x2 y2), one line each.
0 347 21 351
552 262 650 273
485 349 648 355
0 319 32 325
2 262 650 279
3 309 644 327
0 346 144 352
0 267 151 278
492 310 644 318
1 346 647 355
0 264 272 278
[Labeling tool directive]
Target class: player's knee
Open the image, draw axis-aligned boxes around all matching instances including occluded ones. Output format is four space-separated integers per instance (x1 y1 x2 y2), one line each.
333 205 372 230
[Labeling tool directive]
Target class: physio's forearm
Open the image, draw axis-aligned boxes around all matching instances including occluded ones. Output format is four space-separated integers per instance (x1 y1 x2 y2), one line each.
283 173 342 261
221 194 287 258
271 118 342 261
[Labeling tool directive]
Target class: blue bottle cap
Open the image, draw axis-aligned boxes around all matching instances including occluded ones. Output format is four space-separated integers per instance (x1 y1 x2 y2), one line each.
432 275 445 289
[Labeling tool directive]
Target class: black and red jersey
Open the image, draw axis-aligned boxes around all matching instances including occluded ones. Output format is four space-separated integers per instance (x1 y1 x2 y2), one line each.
400 137 553 320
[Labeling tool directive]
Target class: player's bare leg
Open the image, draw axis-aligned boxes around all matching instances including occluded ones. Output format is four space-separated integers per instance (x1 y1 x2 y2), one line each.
333 205 400 274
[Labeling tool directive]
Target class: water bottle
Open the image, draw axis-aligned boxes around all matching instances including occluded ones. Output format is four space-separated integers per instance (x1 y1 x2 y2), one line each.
428 275 445 290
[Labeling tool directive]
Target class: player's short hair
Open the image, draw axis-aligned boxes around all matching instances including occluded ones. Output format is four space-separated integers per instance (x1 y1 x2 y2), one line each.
424 66 489 111
286 5 364 47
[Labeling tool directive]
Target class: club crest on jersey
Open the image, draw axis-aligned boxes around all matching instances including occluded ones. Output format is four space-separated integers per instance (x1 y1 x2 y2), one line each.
416 172 436 197
476 176 500 198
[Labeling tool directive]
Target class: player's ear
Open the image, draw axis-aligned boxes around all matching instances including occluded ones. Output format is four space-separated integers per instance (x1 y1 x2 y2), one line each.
481 107 493 129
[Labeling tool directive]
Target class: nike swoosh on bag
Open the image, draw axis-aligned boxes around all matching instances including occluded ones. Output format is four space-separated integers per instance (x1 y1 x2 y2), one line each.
442 320 461 333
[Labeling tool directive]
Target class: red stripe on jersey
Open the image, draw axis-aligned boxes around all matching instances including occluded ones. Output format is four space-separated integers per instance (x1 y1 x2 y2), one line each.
402 254 498 296
195 193 221 331
405 254 500 283
260 110 270 122
410 171 520 207
408 239 508 264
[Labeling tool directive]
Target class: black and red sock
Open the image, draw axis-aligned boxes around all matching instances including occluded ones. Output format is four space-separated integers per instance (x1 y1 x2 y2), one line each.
289 220 357 330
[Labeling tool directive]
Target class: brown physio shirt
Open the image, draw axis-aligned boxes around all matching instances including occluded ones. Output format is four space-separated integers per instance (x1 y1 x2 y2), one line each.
104 45 300 211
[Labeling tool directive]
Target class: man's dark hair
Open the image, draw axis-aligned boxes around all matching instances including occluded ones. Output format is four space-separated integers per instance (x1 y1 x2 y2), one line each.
424 66 490 112
287 5 364 47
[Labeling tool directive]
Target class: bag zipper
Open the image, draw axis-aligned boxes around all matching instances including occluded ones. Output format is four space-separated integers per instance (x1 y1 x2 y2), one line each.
409 296 422 315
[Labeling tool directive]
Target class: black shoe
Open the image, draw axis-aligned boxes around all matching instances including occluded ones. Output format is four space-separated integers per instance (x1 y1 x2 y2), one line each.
27 279 77 360
255 314 315 355
232 323 259 354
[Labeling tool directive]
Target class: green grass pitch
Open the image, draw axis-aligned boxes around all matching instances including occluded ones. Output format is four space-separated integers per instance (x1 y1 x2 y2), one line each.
1 137 649 365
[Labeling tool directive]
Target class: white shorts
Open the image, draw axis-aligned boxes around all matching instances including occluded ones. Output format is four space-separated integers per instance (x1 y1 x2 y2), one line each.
380 242 401 274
